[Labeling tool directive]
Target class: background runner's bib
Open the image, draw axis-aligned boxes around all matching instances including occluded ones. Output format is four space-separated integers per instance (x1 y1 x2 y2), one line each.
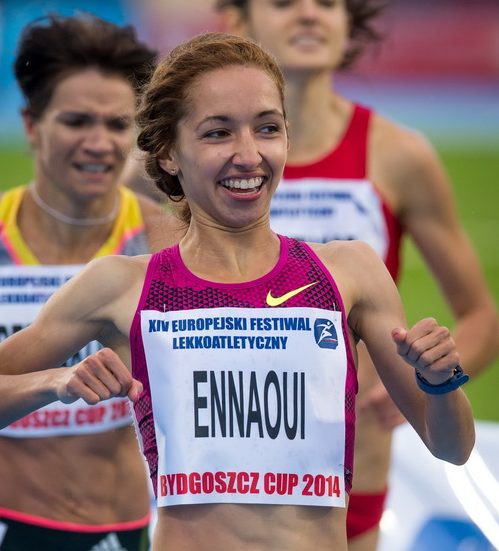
0 265 132 437
271 179 387 256
141 307 348 508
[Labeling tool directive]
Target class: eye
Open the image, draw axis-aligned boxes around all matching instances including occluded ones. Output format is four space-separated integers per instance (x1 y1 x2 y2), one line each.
272 0 293 8
258 124 280 135
108 118 133 132
202 129 231 139
59 114 90 128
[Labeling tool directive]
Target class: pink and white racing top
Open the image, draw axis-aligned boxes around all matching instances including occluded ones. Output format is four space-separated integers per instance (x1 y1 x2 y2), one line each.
130 236 357 508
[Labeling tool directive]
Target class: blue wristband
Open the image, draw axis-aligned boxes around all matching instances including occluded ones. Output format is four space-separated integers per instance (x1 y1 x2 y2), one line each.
415 365 469 395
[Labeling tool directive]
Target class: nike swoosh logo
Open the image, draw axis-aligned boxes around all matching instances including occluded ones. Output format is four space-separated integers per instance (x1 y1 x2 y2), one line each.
266 282 318 307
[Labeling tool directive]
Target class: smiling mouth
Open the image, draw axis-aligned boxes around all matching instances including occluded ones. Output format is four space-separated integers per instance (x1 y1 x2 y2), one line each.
219 176 264 193
73 162 112 174
291 36 324 47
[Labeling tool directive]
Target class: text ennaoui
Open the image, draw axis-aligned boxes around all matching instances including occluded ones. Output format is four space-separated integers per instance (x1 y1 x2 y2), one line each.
193 370 306 439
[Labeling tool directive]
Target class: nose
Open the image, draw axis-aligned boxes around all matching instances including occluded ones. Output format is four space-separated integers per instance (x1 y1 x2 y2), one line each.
82 124 115 156
232 130 262 169
296 0 321 22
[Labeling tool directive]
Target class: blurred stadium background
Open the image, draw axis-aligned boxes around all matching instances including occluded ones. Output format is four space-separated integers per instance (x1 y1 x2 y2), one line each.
1 1 498 549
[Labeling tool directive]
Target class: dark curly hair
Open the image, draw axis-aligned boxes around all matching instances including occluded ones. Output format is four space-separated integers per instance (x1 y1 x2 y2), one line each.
136 31 286 217
14 13 157 120
214 0 386 70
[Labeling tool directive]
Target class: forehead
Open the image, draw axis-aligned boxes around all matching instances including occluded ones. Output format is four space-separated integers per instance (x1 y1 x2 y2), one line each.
46 69 136 116
186 65 283 119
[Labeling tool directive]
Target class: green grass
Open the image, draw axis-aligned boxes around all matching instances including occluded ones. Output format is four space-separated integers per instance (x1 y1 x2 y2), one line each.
0 147 34 188
398 147 499 421
1 145 498 420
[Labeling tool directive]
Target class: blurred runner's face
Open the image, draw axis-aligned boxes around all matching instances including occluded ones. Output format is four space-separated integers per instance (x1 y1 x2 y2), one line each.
26 69 136 200
237 0 349 72
162 65 288 229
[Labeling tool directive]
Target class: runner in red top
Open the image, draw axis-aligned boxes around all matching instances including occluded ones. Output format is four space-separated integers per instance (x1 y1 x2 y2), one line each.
216 2 499 550
273 103 401 280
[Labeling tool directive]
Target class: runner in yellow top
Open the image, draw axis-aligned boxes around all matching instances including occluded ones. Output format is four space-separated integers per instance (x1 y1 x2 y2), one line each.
0 14 183 551
0 186 154 263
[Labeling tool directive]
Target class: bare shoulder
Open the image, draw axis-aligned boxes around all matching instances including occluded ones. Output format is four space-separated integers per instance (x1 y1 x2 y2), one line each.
62 254 150 309
308 240 404 340
370 112 437 167
135 192 186 251
27 254 151 343
309 239 380 270
81 253 149 284
308 240 390 308
369 112 450 214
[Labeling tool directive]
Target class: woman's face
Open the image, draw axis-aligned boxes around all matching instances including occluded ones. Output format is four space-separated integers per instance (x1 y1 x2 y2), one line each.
160 64 288 230
25 68 136 202
226 0 349 74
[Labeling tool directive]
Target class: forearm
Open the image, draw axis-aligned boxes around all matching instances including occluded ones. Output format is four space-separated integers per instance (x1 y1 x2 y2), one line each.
423 388 475 465
0 369 62 428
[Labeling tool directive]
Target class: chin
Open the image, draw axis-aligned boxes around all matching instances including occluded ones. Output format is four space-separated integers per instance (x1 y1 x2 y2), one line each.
283 56 336 73
76 182 117 200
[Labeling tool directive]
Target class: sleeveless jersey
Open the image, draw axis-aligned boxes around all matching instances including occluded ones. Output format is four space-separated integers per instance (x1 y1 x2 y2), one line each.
270 104 402 280
0 185 149 437
130 235 357 508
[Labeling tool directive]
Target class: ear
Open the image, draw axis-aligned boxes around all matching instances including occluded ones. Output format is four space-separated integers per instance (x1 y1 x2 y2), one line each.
158 152 179 177
22 109 38 148
219 6 249 37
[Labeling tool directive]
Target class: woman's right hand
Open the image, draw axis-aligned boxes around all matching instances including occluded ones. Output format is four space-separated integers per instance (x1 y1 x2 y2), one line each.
58 348 143 405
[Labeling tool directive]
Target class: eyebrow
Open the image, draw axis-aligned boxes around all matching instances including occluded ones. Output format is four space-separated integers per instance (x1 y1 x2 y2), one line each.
57 111 134 122
196 109 284 130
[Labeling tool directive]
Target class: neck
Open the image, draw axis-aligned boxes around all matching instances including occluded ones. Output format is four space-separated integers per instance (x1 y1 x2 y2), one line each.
284 71 349 163
179 220 281 283
29 184 120 227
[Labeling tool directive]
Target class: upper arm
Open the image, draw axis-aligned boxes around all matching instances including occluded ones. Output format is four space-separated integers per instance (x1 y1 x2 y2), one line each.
324 242 425 424
345 243 406 359
321 241 406 367
375 120 496 322
0 256 137 376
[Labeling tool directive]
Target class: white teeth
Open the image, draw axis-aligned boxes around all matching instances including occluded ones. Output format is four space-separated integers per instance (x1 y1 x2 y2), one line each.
293 36 322 46
220 177 264 190
78 163 108 173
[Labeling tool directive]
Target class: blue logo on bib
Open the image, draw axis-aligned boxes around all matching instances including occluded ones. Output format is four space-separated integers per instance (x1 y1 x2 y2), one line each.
314 319 338 349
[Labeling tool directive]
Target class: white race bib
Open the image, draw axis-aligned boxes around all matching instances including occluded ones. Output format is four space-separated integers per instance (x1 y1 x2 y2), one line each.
0 265 132 437
271 178 388 255
141 307 348 507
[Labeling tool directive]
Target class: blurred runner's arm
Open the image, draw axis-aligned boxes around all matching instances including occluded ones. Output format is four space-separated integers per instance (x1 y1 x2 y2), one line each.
0 256 141 427
376 121 499 377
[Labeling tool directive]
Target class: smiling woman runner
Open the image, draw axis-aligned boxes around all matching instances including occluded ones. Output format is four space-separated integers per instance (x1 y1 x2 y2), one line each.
0 14 183 551
0 32 474 551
